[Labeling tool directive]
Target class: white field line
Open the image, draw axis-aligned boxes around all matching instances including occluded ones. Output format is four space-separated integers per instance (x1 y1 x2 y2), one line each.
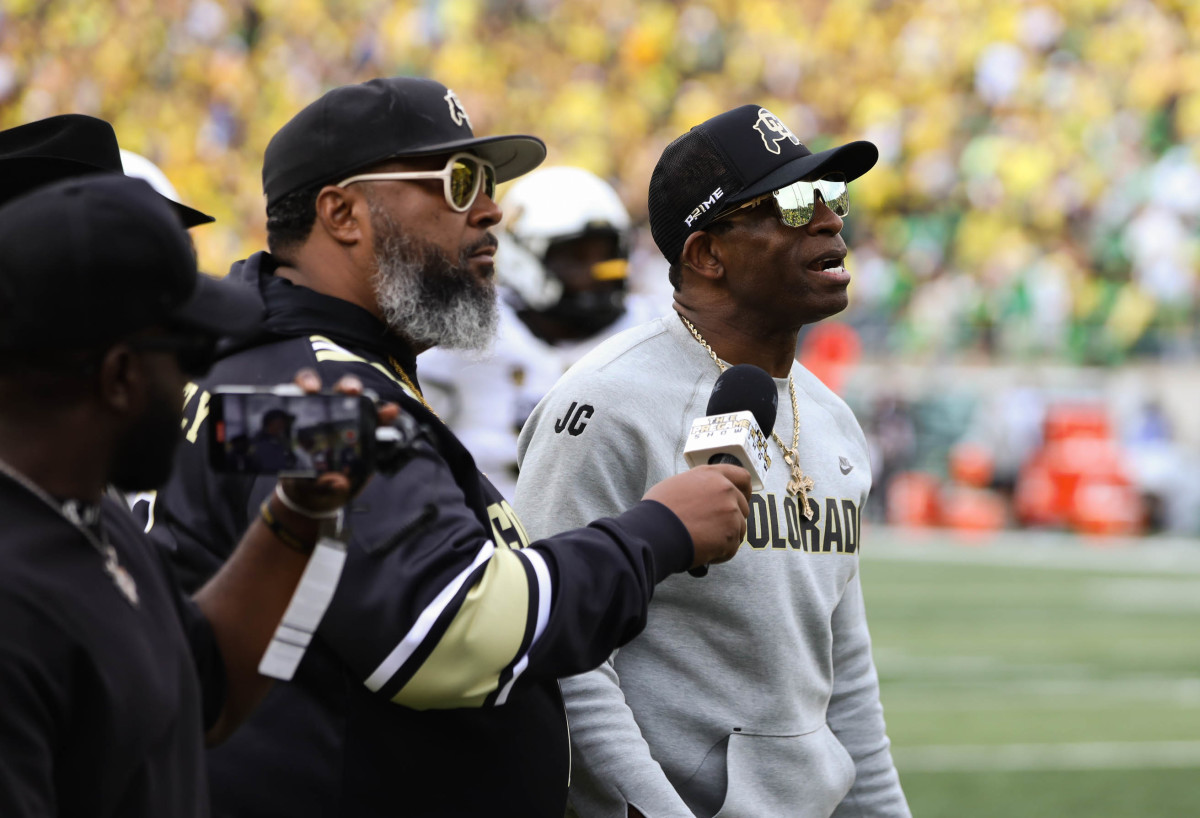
894 740 1200 772
878 676 1200 708
863 526 1200 575
1087 577 1200 611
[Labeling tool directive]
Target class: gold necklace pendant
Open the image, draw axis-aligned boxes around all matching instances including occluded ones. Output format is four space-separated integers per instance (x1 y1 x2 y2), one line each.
679 315 815 518
781 449 816 515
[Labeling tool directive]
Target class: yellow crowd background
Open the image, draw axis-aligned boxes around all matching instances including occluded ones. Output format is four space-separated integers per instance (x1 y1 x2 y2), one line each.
3 0 1199 362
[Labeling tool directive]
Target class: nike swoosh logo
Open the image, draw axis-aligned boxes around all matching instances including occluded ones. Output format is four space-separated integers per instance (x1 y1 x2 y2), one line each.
839 457 853 475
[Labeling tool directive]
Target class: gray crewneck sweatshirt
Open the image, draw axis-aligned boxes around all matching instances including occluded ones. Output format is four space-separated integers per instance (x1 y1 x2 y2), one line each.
515 314 909 818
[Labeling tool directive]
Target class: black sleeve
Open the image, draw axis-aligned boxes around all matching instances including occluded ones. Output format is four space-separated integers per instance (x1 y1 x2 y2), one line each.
149 335 693 711
154 546 227 731
317 443 692 710
526 500 692 674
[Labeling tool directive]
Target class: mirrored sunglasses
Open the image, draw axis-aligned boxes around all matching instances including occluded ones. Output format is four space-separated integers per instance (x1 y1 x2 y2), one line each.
337 152 498 213
716 173 849 229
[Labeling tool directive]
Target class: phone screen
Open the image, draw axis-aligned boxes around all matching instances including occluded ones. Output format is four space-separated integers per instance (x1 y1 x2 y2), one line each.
209 391 372 476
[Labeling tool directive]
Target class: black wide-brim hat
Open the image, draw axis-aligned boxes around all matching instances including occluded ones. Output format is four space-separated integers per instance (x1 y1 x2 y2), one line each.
0 114 215 227
263 77 547 208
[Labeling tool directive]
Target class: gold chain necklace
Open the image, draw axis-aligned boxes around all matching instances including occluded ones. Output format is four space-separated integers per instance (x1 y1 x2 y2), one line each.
679 314 815 518
388 355 440 419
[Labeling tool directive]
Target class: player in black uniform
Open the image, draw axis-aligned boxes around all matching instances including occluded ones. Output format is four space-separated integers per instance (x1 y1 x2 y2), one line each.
0 175 381 817
145 76 752 817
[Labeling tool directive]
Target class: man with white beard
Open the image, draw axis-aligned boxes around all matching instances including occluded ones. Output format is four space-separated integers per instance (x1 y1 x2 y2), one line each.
143 77 753 818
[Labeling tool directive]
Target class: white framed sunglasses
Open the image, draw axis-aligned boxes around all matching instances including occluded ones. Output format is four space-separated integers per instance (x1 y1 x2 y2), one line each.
337 152 498 213
714 173 850 228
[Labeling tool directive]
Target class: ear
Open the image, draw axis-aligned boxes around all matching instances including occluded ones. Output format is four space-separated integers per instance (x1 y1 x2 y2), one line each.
679 230 726 284
313 184 367 247
96 343 143 416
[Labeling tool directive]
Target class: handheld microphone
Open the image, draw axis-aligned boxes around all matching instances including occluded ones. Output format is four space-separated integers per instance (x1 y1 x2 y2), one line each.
683 364 777 576
684 364 777 489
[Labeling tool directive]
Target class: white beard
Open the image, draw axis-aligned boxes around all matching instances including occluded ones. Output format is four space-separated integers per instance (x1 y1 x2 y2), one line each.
369 203 498 352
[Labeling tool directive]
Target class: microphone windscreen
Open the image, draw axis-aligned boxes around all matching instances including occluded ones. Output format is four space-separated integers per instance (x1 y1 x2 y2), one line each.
705 364 778 437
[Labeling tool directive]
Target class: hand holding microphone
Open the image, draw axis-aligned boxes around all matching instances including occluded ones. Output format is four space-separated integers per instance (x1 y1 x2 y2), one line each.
643 463 752 570
681 364 778 576
640 364 777 576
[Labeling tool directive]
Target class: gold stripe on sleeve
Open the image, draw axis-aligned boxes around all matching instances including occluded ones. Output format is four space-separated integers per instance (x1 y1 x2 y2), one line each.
308 335 406 390
391 548 532 709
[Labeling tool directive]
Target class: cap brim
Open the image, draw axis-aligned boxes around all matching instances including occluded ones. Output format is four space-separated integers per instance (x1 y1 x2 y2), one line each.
729 140 879 209
171 200 215 227
172 272 264 339
395 134 548 184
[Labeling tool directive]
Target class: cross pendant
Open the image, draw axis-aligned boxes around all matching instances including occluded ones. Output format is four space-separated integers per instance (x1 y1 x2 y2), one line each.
780 450 815 518
788 468 816 519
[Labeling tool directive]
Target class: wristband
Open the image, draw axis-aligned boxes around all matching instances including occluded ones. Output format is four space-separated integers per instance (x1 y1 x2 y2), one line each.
274 484 341 520
259 499 315 556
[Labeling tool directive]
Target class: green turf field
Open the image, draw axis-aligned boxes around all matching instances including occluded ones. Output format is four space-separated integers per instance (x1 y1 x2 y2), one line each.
861 527 1200 817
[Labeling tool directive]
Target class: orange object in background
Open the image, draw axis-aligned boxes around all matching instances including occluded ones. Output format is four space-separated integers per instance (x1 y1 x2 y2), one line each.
1043 403 1111 443
886 471 940 527
1014 454 1060 527
885 403 1142 536
940 486 1008 534
1013 402 1143 536
948 441 994 488
799 322 861 395
1071 478 1142 536
941 442 1008 533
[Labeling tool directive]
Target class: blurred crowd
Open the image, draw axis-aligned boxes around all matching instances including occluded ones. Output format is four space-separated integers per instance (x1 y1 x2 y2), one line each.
4 0 1200 535
3 0 1198 365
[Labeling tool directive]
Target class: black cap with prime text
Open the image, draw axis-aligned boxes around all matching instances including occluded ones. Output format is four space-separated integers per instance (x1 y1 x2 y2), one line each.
648 104 878 265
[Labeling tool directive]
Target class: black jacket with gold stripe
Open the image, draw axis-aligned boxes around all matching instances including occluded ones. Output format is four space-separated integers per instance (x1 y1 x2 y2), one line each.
143 252 694 818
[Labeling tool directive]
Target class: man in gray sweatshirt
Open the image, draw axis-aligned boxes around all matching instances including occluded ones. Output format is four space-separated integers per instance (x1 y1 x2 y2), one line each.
514 105 910 818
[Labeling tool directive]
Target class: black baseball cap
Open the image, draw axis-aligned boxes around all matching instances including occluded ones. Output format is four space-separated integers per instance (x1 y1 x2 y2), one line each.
648 105 879 265
263 77 547 208
0 114 215 227
0 175 261 351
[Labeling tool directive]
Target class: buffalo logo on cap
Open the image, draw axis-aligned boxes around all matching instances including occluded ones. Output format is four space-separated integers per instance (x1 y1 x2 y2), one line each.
753 108 801 155
444 89 472 128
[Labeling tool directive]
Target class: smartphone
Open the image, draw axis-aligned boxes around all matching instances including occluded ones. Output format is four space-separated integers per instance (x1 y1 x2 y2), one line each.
207 386 378 476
